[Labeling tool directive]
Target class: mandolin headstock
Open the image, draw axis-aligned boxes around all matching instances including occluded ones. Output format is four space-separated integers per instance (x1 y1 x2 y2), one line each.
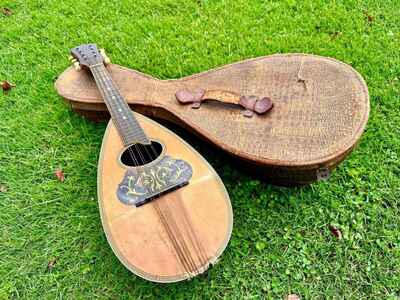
70 44 104 69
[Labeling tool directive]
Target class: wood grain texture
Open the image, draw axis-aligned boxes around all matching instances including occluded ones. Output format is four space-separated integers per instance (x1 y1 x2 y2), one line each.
56 54 370 185
98 112 233 282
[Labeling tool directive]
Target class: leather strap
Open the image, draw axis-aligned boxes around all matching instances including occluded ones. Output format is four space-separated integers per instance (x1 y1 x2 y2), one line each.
175 89 273 118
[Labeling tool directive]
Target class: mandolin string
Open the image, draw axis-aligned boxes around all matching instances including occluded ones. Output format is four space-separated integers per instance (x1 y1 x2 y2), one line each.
90 61 196 278
94 65 196 275
92 66 144 166
129 100 202 274
154 195 190 273
92 65 143 165
176 198 208 268
153 202 187 271
97 65 159 165
98 64 166 168
134 123 200 275
162 201 195 273
101 68 147 165
103 79 139 166
174 197 208 269
94 64 202 275
163 203 198 276
164 207 197 275
153 201 193 276
161 200 198 274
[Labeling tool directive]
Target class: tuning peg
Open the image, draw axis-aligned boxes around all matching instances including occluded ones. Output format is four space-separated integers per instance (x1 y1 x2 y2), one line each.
73 61 81 71
100 48 111 64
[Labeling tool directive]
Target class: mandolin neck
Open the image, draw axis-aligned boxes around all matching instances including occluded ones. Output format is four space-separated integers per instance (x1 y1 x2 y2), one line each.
90 63 150 146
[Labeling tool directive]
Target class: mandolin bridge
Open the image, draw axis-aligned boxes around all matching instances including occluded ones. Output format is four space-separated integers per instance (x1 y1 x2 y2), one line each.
116 156 193 207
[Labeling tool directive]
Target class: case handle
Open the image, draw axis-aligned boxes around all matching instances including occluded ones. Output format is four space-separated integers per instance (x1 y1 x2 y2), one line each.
175 89 273 118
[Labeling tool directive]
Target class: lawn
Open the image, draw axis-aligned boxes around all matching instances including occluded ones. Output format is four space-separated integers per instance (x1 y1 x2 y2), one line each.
0 0 399 299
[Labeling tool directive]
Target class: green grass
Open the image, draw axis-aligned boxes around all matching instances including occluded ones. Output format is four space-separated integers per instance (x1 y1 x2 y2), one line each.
1 0 399 299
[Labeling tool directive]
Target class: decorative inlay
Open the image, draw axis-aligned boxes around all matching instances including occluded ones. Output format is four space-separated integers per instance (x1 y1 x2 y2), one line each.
117 156 193 207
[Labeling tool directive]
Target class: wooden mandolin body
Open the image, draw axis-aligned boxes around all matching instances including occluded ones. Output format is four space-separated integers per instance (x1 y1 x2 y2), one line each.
98 112 232 282
56 54 369 185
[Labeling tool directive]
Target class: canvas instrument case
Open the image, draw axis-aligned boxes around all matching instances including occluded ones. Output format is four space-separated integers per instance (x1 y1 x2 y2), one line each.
55 54 369 185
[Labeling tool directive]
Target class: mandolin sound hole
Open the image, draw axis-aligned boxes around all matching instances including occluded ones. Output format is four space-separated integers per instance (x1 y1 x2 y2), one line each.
120 141 163 167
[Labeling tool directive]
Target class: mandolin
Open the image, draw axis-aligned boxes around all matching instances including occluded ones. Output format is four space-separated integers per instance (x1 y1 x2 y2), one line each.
56 52 369 185
69 44 233 282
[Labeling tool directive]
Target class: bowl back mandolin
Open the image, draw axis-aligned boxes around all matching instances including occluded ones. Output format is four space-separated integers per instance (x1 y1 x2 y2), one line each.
56 52 369 185
69 44 233 282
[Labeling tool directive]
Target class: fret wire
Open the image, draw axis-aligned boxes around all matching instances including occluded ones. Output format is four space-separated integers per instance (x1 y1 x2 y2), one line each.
93 67 127 113
92 67 122 112
94 69 131 116
90 65 149 145
106 99 146 138
95 69 128 108
93 66 130 113
91 67 131 140
91 72 131 145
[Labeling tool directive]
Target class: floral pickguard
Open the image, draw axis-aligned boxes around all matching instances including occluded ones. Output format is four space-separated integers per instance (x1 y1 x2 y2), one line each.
117 156 193 207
